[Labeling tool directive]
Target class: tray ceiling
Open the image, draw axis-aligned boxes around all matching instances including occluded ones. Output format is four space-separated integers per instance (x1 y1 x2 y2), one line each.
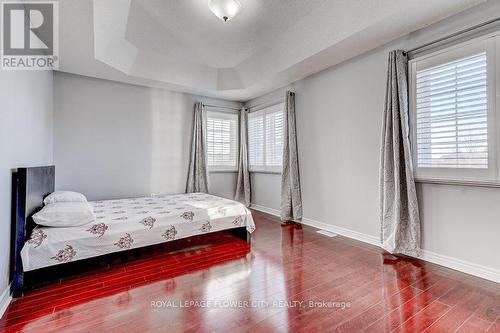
58 0 486 101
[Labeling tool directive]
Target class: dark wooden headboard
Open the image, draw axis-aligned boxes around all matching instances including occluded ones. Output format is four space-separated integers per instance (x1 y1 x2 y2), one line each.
10 166 54 296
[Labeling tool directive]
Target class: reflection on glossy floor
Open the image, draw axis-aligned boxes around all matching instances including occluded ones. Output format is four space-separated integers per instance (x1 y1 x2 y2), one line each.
1 210 499 332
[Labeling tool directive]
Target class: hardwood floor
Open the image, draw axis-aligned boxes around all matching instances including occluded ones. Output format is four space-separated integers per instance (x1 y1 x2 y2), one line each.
1 210 499 332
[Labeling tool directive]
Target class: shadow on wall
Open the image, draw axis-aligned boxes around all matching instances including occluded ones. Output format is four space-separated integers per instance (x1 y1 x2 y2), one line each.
54 74 192 200
54 73 240 201
150 89 193 196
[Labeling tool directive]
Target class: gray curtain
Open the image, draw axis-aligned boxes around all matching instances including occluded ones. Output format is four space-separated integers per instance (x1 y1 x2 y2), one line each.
380 50 421 257
281 91 303 222
235 108 251 206
186 102 209 193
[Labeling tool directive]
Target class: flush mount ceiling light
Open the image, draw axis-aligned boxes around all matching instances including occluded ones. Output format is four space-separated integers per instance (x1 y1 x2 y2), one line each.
208 0 242 22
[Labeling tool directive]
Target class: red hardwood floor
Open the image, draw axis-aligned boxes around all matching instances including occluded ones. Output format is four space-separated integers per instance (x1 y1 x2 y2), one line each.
1 210 499 332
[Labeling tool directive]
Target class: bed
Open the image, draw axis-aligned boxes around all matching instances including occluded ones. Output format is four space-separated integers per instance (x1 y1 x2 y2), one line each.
11 166 254 296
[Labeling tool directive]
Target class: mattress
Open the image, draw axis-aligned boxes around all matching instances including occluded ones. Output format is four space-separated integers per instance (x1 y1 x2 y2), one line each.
21 192 255 271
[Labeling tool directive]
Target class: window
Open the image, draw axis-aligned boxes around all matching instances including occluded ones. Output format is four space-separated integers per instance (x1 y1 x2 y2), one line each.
248 103 284 172
206 111 238 171
416 52 488 169
409 36 499 183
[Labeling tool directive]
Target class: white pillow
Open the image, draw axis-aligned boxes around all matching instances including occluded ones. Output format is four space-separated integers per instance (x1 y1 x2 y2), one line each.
32 202 95 227
43 191 87 205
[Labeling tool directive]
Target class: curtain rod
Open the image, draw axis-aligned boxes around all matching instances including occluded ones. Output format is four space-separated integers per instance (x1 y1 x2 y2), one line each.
202 103 241 111
406 17 500 57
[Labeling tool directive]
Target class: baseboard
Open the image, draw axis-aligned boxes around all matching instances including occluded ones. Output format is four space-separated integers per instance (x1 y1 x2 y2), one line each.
250 204 281 217
420 250 500 283
249 203 500 284
0 284 12 319
301 216 381 247
250 204 380 247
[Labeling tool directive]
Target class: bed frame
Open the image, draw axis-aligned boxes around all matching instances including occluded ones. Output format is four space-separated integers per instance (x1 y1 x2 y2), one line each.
10 166 251 297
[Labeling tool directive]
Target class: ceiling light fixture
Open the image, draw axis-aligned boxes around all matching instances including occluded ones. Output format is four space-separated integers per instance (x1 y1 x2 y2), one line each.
208 0 242 22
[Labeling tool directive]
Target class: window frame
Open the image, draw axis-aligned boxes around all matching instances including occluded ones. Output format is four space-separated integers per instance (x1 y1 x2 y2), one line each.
205 110 239 173
248 103 285 174
409 34 500 185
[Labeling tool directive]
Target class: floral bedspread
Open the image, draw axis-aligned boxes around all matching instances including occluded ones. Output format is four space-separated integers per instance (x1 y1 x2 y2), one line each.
21 193 255 271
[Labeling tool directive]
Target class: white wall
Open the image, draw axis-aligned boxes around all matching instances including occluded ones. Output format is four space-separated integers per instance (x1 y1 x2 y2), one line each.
249 2 500 274
54 72 239 201
250 172 281 210
0 71 53 296
210 172 238 200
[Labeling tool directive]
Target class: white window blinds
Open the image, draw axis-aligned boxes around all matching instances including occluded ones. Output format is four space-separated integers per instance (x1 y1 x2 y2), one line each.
415 52 488 169
248 114 264 167
248 103 284 172
206 111 238 171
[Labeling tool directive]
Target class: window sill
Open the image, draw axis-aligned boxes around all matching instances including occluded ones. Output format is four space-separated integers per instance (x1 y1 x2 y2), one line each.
209 170 238 174
415 177 500 188
250 170 282 175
